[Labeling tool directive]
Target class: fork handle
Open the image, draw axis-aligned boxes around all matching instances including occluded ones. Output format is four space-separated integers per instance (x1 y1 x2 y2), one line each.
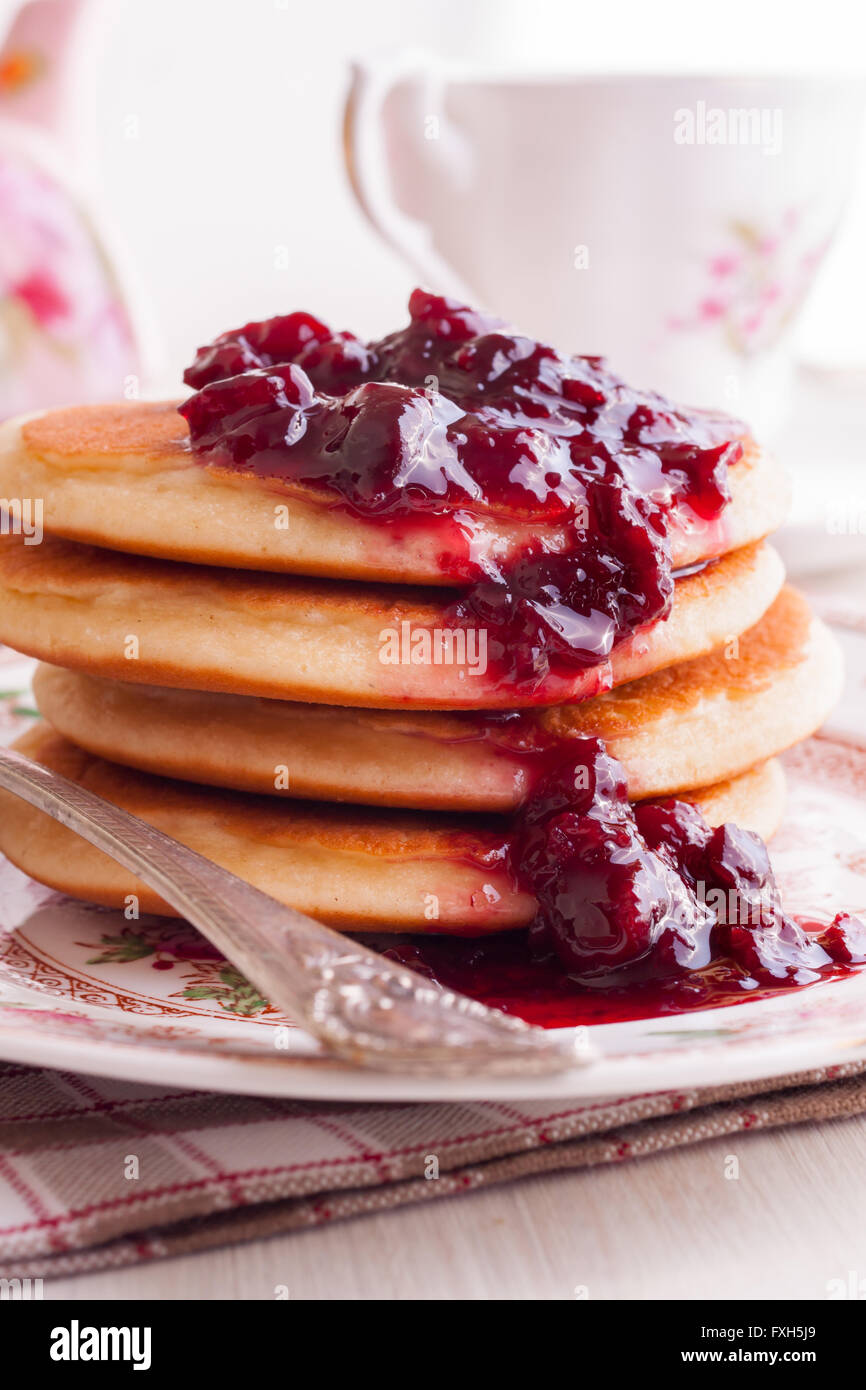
0 745 590 1077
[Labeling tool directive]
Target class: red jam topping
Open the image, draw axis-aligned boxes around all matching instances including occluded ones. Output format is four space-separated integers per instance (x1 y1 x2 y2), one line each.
179 295 863 1017
514 739 864 986
180 290 742 688
379 738 866 1026
375 928 863 1029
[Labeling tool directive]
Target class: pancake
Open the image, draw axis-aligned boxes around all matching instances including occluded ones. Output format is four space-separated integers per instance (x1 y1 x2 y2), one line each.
31 587 839 810
0 725 786 930
0 402 789 582
0 532 784 709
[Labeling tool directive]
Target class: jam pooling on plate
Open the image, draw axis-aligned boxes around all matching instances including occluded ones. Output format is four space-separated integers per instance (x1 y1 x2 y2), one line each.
379 737 866 1027
513 738 864 983
181 289 742 689
373 929 863 1029
180 293 865 1016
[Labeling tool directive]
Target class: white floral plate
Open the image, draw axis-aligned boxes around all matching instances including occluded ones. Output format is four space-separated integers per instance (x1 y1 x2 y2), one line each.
1 649 866 1102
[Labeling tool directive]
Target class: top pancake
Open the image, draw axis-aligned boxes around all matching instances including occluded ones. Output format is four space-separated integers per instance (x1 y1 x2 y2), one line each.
0 401 789 583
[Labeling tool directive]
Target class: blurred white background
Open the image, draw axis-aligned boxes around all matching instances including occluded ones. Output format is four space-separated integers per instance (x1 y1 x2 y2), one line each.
32 0 866 383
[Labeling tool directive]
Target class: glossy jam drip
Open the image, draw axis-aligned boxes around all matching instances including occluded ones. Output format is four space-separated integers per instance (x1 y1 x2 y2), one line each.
180 290 742 687
375 929 862 1029
374 737 866 1027
511 738 866 991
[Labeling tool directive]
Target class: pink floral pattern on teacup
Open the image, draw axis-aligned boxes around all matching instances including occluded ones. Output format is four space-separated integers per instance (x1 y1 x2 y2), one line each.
668 208 832 357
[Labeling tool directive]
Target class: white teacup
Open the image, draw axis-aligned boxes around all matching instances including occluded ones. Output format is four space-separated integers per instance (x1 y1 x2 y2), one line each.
345 58 865 431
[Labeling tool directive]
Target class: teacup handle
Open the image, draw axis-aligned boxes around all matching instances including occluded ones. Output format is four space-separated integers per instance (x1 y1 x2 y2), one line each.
343 53 476 301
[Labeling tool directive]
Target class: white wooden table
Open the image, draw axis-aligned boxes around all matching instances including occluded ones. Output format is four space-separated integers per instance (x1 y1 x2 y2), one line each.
46 1112 864 1299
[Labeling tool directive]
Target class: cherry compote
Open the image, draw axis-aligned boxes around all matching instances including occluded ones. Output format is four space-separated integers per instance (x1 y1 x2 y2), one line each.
181 289 741 690
179 294 864 1016
378 739 866 1026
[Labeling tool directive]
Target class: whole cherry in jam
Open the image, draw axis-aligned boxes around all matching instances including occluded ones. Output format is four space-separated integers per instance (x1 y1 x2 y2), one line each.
515 740 714 980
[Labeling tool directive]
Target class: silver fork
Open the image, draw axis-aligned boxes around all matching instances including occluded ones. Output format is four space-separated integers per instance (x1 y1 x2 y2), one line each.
0 746 594 1078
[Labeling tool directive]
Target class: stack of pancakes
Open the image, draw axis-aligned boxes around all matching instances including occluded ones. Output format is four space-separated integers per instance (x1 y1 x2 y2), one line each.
0 399 841 935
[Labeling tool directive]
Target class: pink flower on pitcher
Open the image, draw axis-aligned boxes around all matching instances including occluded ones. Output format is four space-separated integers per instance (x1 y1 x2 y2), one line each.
0 154 141 418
